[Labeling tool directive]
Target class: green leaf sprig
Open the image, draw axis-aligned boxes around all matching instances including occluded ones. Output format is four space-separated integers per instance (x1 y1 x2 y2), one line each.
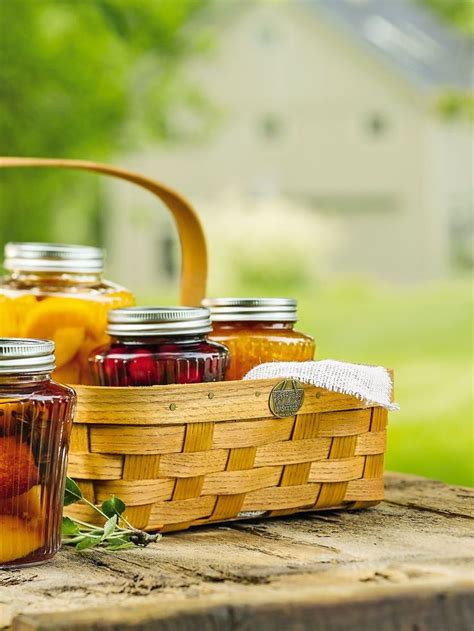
62 477 161 551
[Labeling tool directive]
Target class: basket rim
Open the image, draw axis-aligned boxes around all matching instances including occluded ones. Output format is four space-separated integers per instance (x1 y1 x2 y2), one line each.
71 367 393 393
71 373 393 427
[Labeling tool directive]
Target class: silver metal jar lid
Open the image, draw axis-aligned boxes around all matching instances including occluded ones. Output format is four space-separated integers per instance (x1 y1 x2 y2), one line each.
201 298 298 322
107 307 213 337
0 338 56 374
4 242 104 273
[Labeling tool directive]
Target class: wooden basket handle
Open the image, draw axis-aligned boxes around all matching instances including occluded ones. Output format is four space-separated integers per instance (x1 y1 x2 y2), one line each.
0 157 207 306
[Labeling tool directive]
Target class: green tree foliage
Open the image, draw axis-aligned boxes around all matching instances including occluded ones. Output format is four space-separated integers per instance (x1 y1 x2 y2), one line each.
416 0 474 38
416 0 474 121
0 0 214 249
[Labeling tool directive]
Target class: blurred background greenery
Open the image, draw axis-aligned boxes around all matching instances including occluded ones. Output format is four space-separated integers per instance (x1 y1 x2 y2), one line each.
0 0 472 485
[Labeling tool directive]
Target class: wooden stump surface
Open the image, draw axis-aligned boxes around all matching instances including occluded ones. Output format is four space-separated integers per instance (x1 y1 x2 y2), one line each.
1 473 473 631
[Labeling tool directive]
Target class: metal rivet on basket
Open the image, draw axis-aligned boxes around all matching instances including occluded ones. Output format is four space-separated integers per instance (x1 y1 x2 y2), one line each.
208 392 215 399
315 392 321 399
169 403 177 411
255 391 261 397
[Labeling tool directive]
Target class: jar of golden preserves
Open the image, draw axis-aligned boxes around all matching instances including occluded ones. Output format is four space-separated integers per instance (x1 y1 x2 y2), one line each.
202 298 315 380
0 243 135 384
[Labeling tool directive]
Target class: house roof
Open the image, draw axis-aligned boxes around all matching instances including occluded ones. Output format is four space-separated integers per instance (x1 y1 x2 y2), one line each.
313 0 473 91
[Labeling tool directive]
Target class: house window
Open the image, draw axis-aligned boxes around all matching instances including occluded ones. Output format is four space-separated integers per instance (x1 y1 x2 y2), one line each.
258 24 278 45
366 112 389 137
159 230 176 280
259 113 283 140
305 193 399 214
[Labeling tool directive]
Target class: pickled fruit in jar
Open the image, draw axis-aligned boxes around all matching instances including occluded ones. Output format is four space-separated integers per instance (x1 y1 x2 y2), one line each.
0 243 135 384
89 307 229 386
0 293 134 384
0 395 74 566
17 294 131 383
0 436 39 498
0 339 76 568
0 515 44 564
0 484 43 518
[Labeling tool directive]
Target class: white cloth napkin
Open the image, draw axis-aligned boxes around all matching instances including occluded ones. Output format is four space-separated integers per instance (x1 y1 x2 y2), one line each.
244 360 399 411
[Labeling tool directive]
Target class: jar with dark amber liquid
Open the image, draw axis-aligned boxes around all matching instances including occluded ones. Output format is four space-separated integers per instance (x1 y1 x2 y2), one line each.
202 298 315 380
89 307 229 386
0 243 135 384
0 339 76 568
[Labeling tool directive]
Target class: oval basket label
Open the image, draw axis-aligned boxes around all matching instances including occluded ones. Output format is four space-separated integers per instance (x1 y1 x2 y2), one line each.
269 379 305 418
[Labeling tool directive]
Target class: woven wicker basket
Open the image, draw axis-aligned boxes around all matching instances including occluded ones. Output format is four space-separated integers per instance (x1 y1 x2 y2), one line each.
0 157 389 533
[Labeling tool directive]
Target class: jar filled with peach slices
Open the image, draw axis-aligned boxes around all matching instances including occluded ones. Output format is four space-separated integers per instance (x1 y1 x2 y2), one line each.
0 338 76 568
0 243 135 384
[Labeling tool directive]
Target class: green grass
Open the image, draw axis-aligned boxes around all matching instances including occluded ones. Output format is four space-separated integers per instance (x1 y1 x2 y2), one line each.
297 279 474 486
139 278 473 486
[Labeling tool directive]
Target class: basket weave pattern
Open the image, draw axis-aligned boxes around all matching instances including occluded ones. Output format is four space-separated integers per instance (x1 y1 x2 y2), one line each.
66 379 387 532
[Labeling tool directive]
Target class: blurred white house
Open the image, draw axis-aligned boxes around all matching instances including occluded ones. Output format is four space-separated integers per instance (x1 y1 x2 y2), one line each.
107 0 473 292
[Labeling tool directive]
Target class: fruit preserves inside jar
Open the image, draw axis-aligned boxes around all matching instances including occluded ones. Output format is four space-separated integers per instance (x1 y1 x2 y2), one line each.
89 307 229 386
0 339 76 568
203 298 315 381
0 242 135 384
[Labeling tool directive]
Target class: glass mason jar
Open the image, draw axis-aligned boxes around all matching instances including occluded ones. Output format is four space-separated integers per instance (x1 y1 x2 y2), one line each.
0 243 135 384
0 339 76 568
89 307 229 386
202 298 315 380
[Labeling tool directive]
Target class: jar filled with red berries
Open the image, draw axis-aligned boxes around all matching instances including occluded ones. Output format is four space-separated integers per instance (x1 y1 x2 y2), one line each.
0 338 76 568
88 307 229 386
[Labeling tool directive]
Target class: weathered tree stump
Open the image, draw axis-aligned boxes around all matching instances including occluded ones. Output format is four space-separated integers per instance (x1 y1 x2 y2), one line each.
1 473 473 631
